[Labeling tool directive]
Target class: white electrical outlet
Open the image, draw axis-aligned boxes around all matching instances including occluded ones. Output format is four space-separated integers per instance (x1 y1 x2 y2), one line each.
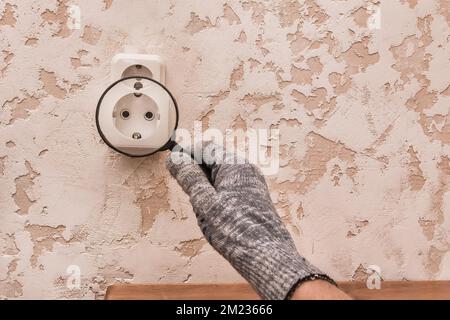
95 54 178 157
111 53 165 83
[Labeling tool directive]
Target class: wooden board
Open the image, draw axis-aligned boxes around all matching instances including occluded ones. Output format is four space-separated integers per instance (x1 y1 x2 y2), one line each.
105 281 450 300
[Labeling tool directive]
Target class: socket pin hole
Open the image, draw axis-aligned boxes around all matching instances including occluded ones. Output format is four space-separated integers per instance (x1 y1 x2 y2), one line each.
144 111 154 120
120 110 130 119
134 82 143 90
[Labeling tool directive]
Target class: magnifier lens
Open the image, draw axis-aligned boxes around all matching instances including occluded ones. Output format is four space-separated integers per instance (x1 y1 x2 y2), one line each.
96 76 179 157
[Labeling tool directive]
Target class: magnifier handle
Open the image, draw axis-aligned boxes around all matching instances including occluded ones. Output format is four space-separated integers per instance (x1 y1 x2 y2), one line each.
197 163 213 184
168 142 213 183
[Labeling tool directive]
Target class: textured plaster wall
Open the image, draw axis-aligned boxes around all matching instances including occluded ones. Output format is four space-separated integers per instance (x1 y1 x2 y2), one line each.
0 0 449 299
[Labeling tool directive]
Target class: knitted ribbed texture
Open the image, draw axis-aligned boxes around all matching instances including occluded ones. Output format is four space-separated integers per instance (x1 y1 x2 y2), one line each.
166 143 336 300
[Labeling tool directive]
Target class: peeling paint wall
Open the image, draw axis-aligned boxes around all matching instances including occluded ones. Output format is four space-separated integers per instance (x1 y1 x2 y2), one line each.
1 0 449 299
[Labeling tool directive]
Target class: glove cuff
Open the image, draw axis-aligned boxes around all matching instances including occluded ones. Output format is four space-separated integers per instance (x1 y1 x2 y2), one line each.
285 273 338 300
233 242 336 300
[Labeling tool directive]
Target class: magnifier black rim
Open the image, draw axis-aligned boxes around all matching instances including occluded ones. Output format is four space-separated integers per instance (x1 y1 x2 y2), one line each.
95 76 179 157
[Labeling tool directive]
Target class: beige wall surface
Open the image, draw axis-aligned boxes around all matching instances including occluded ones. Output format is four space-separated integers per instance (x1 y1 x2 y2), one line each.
0 0 449 299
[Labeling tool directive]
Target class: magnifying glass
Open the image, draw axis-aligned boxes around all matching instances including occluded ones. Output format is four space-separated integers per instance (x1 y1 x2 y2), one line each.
95 76 179 157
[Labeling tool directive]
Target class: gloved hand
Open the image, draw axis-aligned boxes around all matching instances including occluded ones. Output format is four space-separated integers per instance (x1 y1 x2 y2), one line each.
166 142 336 300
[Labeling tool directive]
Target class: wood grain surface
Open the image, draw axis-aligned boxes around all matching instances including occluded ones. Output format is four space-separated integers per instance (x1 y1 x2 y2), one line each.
105 281 450 300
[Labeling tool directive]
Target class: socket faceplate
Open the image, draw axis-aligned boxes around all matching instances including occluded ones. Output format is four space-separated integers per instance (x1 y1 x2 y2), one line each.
111 53 165 83
96 54 177 157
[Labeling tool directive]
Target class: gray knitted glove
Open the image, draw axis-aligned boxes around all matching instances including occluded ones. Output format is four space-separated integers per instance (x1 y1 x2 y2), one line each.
166 142 335 300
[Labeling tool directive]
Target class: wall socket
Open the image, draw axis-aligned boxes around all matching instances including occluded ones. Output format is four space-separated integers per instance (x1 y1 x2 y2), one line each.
111 53 165 83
